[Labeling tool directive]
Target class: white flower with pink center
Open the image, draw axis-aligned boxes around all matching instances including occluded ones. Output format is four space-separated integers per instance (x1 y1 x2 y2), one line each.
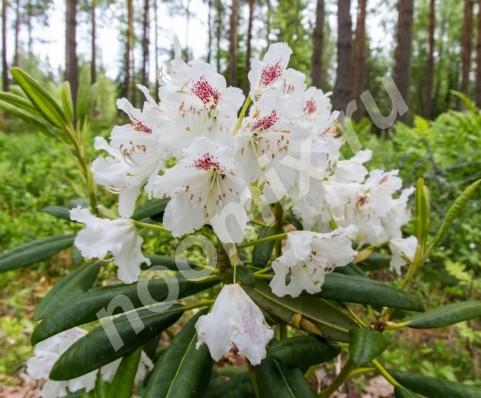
195 284 274 365
147 137 249 243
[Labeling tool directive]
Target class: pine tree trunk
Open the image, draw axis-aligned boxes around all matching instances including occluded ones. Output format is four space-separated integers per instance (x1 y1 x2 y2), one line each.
13 0 20 67
215 0 222 72
27 0 33 55
91 0 97 84
333 0 353 111
424 0 435 118
353 0 367 116
476 0 481 106
227 0 238 86
154 0 160 96
461 0 473 95
311 0 324 88
207 0 213 63
141 0 150 86
2 0 8 91
394 0 414 107
245 0 254 91
124 0 134 100
65 0 78 102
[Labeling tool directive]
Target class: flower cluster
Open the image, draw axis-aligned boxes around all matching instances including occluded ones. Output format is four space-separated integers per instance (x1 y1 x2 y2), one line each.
66 42 417 367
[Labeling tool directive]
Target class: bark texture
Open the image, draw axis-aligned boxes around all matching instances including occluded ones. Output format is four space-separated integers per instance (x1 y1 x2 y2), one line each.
65 0 79 101
311 0 324 88
227 0 238 86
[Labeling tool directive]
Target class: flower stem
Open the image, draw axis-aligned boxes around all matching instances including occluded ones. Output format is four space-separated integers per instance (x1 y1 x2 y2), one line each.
134 220 167 232
234 96 252 133
318 359 357 398
371 359 401 388
237 232 287 249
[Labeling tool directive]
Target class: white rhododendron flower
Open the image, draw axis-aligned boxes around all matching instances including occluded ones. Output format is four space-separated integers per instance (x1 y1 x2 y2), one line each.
70 207 150 283
195 284 274 365
389 236 418 275
147 137 249 243
270 227 358 298
26 327 153 398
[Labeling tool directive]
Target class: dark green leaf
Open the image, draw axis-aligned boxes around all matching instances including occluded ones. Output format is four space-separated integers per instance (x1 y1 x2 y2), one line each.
391 371 481 398
32 277 218 343
207 372 255 398
415 178 430 249
358 253 390 271
254 357 316 398
107 348 141 398
0 234 75 273
34 262 101 320
143 310 213 398
76 65 93 128
394 387 419 398
50 306 183 380
43 205 73 221
316 273 424 312
252 225 282 268
244 281 355 342
132 199 168 220
268 336 340 371
0 98 51 132
60 81 74 123
145 255 199 272
406 301 481 329
349 328 387 365
11 67 68 128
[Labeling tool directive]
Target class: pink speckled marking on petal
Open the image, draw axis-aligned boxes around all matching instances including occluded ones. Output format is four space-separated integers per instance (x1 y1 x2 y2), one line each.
192 76 221 106
304 98 317 115
251 110 279 132
193 153 223 171
131 117 152 134
260 61 283 86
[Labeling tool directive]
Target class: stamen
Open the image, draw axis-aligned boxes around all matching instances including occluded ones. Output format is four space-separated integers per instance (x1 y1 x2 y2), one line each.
193 153 223 171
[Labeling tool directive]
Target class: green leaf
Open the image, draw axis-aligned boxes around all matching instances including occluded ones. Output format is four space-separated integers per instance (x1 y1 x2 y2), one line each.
394 386 419 398
244 281 355 342
349 328 387 365
76 64 93 128
0 234 75 273
207 372 255 398
43 205 73 221
415 178 430 249
132 199 168 220
427 179 481 253
405 301 481 329
60 81 74 123
268 336 340 371
145 255 200 272
0 91 39 113
316 273 424 312
107 348 141 398
143 310 213 398
34 262 101 320
254 357 316 398
0 98 51 132
32 277 217 343
358 253 390 271
50 306 183 380
11 67 68 128
252 225 282 267
390 371 481 398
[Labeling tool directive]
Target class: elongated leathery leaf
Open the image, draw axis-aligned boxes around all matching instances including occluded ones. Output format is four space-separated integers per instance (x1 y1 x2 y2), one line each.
34 262 101 320
254 357 316 398
50 305 183 380
132 199 168 220
43 205 73 221
108 348 141 398
405 301 481 329
244 281 355 342
268 335 340 371
0 234 75 272
143 310 212 397
11 67 68 128
32 276 218 343
252 225 282 268
349 328 388 365
390 371 481 398
316 273 424 312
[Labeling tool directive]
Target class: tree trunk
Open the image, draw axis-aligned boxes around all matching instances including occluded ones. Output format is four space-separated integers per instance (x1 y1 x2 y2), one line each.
91 0 97 84
124 0 134 100
245 0 254 91
393 0 414 108
2 0 8 91
141 0 149 86
27 0 33 56
476 0 481 106
311 0 324 88
461 0 473 95
227 0 238 86
215 0 222 72
154 0 159 96
424 0 435 118
13 0 20 67
353 0 367 111
333 0 353 111
66 0 79 102
207 0 213 63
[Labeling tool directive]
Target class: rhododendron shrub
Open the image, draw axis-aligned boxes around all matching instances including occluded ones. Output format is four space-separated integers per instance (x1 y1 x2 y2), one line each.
1 45 481 398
